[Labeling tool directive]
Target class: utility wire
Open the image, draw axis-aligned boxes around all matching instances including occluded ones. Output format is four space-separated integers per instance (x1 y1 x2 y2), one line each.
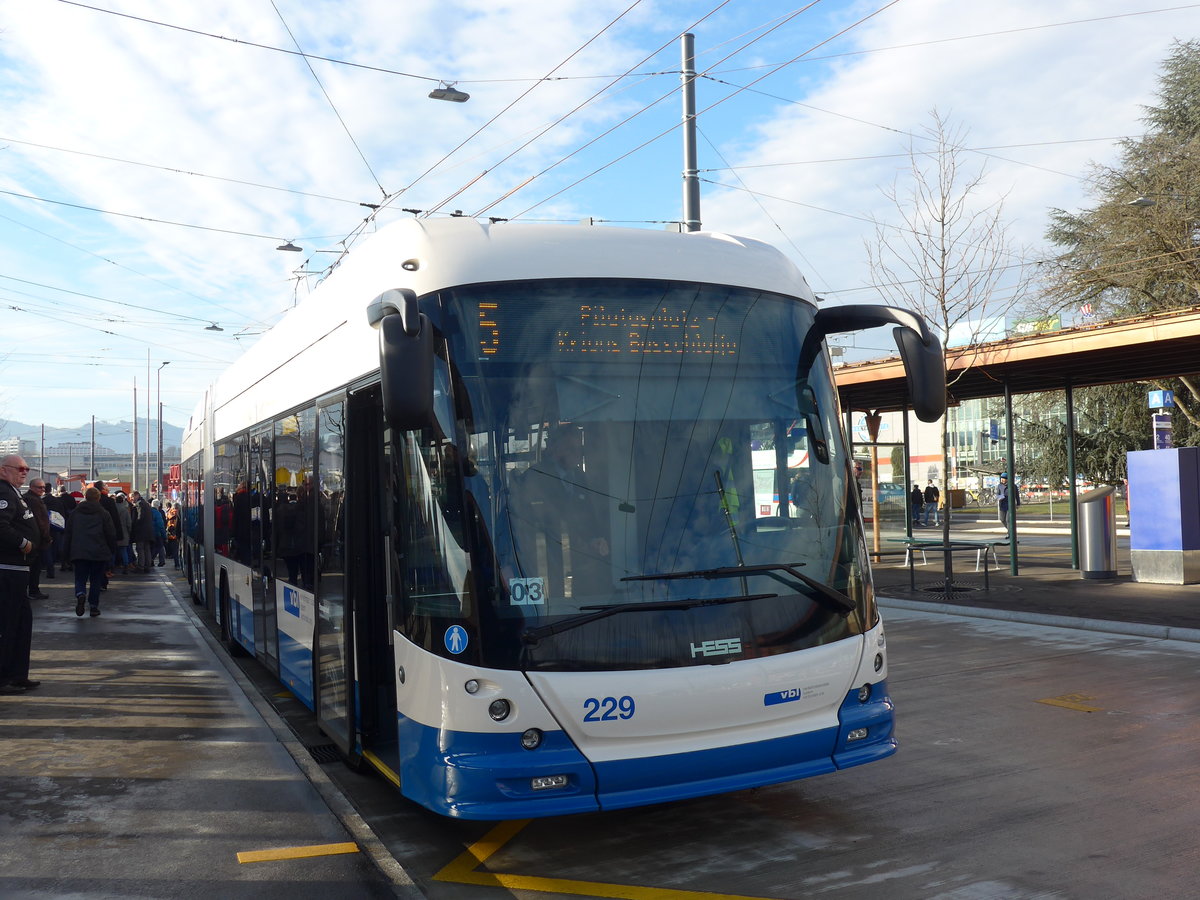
398 0 657 217
0 187 291 243
475 1 826 217
268 0 386 197
506 0 901 220
0 209 276 328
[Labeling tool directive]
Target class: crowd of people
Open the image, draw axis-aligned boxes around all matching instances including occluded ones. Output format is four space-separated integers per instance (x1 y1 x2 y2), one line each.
0 453 182 695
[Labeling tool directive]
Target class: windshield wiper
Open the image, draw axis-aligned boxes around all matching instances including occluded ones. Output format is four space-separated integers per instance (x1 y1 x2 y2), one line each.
521 593 777 644
622 563 855 616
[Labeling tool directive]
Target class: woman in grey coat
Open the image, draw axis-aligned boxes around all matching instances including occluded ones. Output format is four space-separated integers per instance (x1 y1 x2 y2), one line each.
114 493 132 573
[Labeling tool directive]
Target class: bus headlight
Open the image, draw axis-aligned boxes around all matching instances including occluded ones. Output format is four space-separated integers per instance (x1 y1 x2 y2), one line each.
464 679 480 694
874 653 884 673
488 699 512 721
847 727 869 742
521 728 543 750
531 774 569 791
857 684 872 703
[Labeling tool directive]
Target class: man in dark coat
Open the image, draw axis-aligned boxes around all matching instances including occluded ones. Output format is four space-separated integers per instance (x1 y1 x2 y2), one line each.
0 455 41 693
52 487 76 571
64 487 117 617
22 478 52 600
130 490 154 573
94 482 121 583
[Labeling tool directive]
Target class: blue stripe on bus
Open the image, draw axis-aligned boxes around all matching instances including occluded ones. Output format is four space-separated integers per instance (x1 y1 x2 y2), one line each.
228 592 315 710
278 630 314 711
392 682 895 819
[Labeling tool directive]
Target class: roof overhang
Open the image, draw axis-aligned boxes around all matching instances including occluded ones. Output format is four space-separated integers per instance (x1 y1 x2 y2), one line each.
834 306 1200 412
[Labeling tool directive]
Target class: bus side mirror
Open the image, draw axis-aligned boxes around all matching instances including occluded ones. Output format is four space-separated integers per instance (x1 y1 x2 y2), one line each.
891 324 945 423
813 304 946 422
370 289 434 431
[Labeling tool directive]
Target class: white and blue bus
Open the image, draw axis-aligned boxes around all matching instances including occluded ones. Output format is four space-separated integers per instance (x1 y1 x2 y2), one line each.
180 217 944 820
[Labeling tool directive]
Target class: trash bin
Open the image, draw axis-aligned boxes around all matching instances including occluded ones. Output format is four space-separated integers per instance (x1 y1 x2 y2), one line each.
1078 485 1117 579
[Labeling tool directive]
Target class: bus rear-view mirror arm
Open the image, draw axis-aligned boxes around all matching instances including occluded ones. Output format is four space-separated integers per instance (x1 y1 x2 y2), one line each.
814 305 946 423
368 288 435 431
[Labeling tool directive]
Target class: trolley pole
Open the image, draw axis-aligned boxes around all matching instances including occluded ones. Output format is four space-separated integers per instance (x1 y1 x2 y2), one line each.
681 33 701 233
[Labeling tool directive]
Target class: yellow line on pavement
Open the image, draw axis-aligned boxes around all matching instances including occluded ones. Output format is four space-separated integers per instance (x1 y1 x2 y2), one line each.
1036 694 1103 713
237 842 359 864
434 819 782 899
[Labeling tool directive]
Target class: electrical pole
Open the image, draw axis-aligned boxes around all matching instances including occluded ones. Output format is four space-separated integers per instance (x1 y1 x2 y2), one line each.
133 381 138 492
681 33 701 233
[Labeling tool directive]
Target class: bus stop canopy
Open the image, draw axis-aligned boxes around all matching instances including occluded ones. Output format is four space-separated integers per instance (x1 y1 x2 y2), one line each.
833 306 1200 413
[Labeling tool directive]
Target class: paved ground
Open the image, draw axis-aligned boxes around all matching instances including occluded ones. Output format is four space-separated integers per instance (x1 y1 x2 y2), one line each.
0 567 416 899
871 514 1200 639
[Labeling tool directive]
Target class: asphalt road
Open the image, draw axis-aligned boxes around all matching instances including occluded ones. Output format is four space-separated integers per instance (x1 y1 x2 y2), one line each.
292 605 1200 899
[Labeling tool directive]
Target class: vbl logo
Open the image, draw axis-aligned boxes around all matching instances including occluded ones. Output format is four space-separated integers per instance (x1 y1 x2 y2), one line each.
764 687 802 706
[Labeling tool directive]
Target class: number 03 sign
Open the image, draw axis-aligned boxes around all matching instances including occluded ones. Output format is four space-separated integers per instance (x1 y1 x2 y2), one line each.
509 577 546 606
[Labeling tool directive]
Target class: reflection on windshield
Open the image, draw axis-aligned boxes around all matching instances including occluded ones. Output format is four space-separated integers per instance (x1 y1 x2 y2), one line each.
397 279 874 670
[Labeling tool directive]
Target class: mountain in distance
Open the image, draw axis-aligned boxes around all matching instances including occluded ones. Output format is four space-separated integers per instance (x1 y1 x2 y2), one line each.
0 418 184 454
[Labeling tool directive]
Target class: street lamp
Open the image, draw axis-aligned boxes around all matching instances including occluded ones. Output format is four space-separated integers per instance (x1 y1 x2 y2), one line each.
429 82 470 102
157 362 169 499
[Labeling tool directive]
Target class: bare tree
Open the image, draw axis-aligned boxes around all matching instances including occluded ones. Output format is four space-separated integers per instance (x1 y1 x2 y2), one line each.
864 110 1029 591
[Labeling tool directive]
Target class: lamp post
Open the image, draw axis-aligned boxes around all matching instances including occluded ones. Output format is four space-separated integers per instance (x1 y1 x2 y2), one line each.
157 362 169 498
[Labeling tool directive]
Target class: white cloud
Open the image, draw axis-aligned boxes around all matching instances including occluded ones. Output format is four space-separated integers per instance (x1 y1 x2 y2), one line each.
0 0 1194 428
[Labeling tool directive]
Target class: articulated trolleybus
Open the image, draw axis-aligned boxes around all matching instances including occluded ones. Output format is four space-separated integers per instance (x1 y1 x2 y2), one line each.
181 218 944 819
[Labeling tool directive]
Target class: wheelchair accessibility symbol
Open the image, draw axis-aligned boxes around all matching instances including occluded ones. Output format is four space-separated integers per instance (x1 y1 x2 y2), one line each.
444 625 468 655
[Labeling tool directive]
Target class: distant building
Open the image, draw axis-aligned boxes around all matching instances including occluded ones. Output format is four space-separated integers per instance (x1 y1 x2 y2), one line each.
0 437 37 457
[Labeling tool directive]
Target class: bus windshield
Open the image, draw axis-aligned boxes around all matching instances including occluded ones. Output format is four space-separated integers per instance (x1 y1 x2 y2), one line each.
393 278 874 671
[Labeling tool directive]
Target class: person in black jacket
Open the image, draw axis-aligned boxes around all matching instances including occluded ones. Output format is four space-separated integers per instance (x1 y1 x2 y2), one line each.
0 455 41 693
129 491 154 573
94 482 121 585
23 478 51 600
64 487 117 617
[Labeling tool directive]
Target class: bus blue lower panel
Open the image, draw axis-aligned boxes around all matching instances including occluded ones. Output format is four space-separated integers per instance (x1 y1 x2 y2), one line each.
397 719 598 819
278 631 314 711
232 598 255 656
395 682 895 820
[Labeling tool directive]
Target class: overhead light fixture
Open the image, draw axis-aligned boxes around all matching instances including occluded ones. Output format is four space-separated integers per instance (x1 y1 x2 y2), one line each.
206 323 224 332
277 241 303 252
429 82 470 103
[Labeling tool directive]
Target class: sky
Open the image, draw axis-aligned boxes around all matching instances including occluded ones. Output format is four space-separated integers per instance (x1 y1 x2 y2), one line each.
1 0 1196 443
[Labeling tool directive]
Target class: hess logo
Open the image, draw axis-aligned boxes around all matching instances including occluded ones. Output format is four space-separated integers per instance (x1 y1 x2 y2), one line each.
690 637 742 658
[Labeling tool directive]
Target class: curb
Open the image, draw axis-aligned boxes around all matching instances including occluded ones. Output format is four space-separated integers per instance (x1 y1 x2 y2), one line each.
160 571 426 899
878 595 1200 644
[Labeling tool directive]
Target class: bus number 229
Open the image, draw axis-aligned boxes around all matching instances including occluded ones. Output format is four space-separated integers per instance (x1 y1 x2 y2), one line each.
582 695 636 722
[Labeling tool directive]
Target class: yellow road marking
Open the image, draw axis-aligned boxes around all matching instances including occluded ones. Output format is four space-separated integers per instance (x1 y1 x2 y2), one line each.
237 842 359 864
1036 693 1103 713
434 819 784 899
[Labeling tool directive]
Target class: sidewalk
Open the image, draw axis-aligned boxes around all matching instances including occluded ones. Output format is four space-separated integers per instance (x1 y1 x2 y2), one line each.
0 567 419 899
872 518 1200 641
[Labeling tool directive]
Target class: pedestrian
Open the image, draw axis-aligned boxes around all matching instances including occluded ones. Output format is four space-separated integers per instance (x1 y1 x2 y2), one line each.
94 482 121 583
49 486 73 572
130 491 154 573
997 473 1020 528
0 454 41 693
923 479 941 527
910 483 925 528
165 501 180 569
150 499 167 566
22 478 52 600
114 492 133 573
64 487 117 617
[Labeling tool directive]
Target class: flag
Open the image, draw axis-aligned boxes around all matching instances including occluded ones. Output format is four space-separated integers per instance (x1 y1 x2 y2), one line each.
1080 302 1094 318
